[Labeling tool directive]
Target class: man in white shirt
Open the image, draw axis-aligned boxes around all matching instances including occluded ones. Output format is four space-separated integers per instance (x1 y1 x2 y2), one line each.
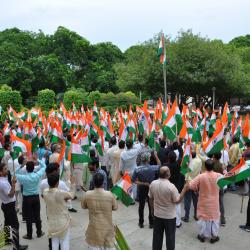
182 151 202 222
107 136 118 185
0 162 28 250
40 162 75 250
220 149 229 167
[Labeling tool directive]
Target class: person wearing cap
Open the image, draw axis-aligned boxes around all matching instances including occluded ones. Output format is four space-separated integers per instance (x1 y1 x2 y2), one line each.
132 151 160 229
239 150 250 232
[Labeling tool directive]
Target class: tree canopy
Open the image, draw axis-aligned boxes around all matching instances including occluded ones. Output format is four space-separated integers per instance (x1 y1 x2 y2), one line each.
0 27 249 107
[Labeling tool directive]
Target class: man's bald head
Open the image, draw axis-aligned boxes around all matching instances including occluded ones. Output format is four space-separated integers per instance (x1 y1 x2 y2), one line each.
159 166 171 179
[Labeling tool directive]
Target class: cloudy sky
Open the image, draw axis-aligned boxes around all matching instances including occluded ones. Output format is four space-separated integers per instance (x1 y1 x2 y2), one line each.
0 0 249 51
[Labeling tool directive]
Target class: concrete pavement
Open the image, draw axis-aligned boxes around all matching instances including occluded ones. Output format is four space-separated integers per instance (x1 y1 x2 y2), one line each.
1 190 249 250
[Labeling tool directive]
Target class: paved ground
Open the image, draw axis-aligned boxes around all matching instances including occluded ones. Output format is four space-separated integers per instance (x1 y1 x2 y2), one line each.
1 189 249 250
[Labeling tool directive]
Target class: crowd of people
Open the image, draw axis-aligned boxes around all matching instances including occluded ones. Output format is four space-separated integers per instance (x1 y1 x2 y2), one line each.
0 101 250 250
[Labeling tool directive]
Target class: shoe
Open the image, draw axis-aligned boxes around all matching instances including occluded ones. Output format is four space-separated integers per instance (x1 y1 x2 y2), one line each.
149 224 154 229
181 217 189 223
37 232 45 238
176 223 182 228
197 234 205 243
210 236 220 244
23 235 32 240
194 216 198 221
131 201 136 205
68 208 78 213
220 217 226 226
239 225 250 232
138 223 144 228
73 196 77 200
18 245 28 250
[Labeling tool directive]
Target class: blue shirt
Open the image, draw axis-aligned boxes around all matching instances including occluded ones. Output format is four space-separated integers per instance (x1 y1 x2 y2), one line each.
16 160 46 196
37 147 51 160
89 168 108 191
132 164 159 184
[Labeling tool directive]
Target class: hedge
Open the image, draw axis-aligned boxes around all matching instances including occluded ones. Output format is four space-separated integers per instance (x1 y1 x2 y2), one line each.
0 90 22 111
37 89 55 111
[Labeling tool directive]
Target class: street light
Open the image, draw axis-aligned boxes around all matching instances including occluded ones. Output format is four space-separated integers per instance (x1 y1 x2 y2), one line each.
212 87 216 111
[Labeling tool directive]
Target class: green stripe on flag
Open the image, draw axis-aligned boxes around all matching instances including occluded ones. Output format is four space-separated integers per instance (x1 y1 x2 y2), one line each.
111 186 134 207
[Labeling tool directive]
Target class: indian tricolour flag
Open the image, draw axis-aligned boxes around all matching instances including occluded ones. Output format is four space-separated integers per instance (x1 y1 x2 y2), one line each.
11 134 32 158
51 123 63 143
163 100 178 141
243 114 250 143
180 138 192 175
158 33 166 65
0 142 5 158
203 120 224 155
68 140 90 163
179 117 194 140
209 111 216 136
217 158 250 188
111 172 134 207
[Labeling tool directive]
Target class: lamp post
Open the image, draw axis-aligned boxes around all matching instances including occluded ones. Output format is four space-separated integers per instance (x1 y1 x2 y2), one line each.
212 87 216 111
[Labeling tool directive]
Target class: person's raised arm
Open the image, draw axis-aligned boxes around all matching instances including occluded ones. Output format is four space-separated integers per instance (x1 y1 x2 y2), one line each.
36 159 46 178
153 151 161 166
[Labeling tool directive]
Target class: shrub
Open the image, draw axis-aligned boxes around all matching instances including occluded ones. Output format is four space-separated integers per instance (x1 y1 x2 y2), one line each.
88 91 101 106
63 88 88 110
0 90 22 111
37 89 55 111
94 91 140 111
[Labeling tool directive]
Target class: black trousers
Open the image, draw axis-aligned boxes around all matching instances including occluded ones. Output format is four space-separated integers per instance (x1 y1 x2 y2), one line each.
23 195 42 237
138 185 153 225
246 196 250 226
219 189 225 219
153 216 176 250
1 202 20 249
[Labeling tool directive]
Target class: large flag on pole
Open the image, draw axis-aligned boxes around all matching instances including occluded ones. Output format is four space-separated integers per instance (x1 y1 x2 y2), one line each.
158 33 167 65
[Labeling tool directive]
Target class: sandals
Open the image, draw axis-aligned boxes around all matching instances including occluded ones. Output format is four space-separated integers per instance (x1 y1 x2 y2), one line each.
210 236 220 244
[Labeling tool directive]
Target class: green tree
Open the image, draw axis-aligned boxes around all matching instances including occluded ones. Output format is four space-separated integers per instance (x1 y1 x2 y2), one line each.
229 35 250 48
63 88 88 109
37 89 55 110
27 54 72 94
0 89 22 111
88 91 102 106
